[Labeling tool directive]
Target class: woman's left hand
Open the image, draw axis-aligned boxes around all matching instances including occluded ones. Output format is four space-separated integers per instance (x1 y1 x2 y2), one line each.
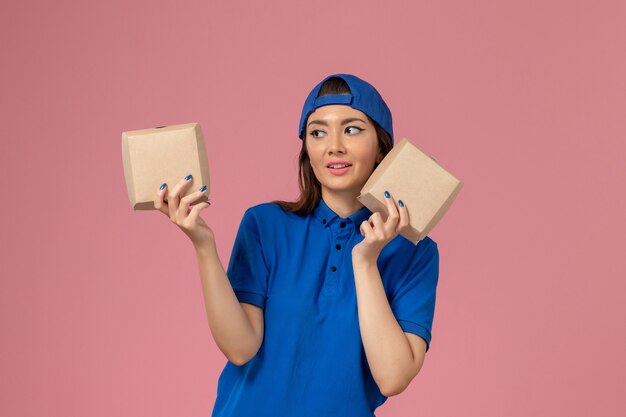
352 191 410 262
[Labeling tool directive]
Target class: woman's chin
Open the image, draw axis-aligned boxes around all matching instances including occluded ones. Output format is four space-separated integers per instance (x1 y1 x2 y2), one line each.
321 182 365 196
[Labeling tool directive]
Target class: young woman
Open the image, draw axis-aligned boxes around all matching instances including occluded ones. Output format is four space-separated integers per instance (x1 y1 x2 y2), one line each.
154 74 440 417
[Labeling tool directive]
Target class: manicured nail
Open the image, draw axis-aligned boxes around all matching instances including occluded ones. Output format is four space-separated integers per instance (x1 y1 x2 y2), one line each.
160 183 167 190
184 174 192 181
399 200 404 207
199 185 207 192
384 190 390 198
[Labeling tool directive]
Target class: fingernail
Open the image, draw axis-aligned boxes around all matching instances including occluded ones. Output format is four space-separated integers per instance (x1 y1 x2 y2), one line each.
199 185 207 192
384 190 390 198
185 174 192 181
160 183 167 190
399 200 404 207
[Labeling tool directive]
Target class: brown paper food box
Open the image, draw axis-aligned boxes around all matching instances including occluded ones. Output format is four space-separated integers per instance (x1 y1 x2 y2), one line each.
121 122 210 210
356 138 463 245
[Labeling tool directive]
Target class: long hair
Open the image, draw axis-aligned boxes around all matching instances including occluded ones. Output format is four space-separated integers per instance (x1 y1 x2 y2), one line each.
271 76 393 216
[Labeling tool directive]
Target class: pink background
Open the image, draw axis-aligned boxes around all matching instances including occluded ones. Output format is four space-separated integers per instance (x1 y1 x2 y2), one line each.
1 1 625 416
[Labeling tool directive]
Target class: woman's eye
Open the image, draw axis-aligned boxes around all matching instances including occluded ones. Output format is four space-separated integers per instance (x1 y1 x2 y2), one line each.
309 127 362 137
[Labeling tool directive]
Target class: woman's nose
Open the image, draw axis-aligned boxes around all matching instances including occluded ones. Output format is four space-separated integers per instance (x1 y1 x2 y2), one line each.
328 130 346 152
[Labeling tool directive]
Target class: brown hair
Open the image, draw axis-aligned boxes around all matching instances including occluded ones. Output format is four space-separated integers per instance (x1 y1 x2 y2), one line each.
271 76 393 216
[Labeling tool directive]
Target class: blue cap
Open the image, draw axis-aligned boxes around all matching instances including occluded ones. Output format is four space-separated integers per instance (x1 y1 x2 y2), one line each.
298 73 394 143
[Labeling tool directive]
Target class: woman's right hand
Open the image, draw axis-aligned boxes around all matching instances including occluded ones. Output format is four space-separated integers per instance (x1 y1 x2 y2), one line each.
154 174 214 248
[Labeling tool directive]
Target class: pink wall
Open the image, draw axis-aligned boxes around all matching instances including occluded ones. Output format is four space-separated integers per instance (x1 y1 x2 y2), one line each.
1 1 625 416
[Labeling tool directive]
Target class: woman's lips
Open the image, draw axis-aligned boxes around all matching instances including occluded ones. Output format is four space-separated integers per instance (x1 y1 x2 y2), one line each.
327 165 352 175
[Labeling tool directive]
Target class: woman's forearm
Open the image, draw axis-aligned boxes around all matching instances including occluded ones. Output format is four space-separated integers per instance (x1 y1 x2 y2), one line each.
352 253 415 397
194 242 260 365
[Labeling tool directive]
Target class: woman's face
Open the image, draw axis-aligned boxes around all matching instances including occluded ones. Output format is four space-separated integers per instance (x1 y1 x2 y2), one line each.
305 104 383 200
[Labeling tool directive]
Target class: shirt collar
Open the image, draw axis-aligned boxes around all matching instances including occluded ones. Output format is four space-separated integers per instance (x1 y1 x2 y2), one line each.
313 197 372 228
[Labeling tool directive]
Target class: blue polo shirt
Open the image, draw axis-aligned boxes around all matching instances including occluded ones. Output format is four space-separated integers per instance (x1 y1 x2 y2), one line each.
212 198 439 417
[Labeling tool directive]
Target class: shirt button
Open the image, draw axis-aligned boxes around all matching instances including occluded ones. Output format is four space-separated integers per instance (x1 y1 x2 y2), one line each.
322 219 327 224
336 244 341 250
340 222 346 228
330 266 337 272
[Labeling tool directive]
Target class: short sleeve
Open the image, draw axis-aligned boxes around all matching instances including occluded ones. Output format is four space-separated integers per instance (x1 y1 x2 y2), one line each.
226 208 270 310
390 240 439 352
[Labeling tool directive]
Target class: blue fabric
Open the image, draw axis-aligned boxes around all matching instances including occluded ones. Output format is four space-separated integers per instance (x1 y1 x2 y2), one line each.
298 73 395 143
212 198 439 417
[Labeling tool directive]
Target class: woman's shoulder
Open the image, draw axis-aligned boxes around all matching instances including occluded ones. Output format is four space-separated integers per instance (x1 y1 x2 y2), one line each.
411 236 439 269
245 201 286 216
412 236 438 260
392 233 437 252
419 235 438 249
383 234 438 266
242 201 304 223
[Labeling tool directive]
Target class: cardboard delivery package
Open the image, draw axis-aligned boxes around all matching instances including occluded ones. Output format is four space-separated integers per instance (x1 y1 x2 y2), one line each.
357 137 463 245
121 122 210 210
